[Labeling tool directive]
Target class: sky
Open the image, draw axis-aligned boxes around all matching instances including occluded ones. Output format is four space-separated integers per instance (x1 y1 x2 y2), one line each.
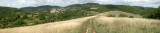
0 0 160 8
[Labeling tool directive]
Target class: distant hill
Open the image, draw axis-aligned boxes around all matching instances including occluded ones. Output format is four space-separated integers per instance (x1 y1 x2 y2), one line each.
0 3 158 29
104 5 144 14
20 5 61 12
80 4 154 15
20 3 154 15
98 11 142 18
0 6 19 19
66 3 100 7
133 6 155 10
66 3 154 15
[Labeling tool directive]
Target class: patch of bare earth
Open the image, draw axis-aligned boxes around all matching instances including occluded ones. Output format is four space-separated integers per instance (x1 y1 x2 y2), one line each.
81 19 97 33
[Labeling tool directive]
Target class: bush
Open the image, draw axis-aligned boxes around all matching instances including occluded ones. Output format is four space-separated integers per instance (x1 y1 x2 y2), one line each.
22 15 28 19
38 13 46 20
129 16 134 18
145 7 160 19
107 15 115 17
119 14 127 17
12 19 26 27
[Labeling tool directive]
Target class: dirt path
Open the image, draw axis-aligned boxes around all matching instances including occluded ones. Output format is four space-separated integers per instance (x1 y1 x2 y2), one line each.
81 19 96 33
91 19 96 33
81 20 89 33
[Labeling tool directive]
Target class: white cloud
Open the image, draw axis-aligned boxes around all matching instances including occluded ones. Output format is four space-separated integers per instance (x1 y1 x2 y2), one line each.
0 0 159 8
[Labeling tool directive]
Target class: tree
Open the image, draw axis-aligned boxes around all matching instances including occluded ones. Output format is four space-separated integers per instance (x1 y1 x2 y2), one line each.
145 6 160 19
12 19 26 27
22 14 28 19
38 13 46 20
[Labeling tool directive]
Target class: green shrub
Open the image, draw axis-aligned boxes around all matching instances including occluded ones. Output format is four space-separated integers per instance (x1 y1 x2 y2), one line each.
129 16 134 18
145 7 160 19
107 15 115 17
119 14 127 17
12 19 26 27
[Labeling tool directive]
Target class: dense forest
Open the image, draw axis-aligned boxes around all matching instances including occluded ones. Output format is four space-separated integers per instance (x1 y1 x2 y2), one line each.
0 3 159 28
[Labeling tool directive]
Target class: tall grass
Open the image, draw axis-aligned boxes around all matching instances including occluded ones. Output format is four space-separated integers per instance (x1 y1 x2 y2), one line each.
94 16 160 33
0 16 96 33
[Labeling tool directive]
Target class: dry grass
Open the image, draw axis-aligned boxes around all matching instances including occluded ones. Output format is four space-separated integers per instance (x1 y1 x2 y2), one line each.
94 16 160 33
97 11 142 18
0 16 96 33
0 11 159 33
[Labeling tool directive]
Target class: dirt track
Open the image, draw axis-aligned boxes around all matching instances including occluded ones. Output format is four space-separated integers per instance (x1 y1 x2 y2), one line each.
81 19 97 33
91 19 96 33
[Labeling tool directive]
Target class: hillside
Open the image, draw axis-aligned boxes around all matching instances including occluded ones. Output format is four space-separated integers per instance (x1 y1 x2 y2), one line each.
94 16 160 33
65 3 154 15
20 3 154 15
0 3 160 33
0 11 160 33
0 16 96 33
98 11 142 18
0 3 157 29
1 3 158 29
134 6 155 10
0 6 96 28
88 5 151 15
20 5 61 12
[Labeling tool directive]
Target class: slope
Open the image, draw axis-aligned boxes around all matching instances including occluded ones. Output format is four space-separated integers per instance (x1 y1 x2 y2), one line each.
0 16 96 33
0 11 160 33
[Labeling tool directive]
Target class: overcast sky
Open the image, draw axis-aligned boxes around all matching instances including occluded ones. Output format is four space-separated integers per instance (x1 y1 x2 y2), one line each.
0 0 160 8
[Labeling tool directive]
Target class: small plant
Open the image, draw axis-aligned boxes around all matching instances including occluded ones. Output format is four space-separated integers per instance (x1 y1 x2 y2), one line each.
107 15 115 17
119 14 127 17
129 16 134 18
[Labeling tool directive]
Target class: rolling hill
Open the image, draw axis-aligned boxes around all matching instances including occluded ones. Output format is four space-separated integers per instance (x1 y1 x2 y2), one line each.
20 5 61 12
0 11 160 33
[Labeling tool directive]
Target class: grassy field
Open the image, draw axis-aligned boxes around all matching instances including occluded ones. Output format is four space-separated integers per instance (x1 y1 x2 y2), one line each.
0 11 160 33
94 16 160 33
97 11 142 18
0 16 96 33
